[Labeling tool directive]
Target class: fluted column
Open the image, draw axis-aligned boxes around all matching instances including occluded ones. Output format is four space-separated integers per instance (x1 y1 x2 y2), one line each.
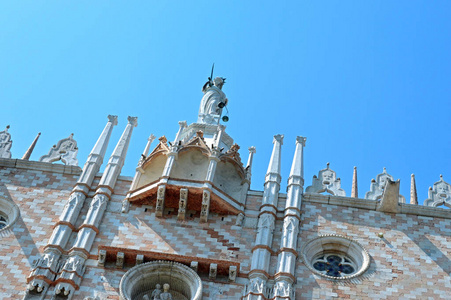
273 136 305 300
53 116 137 300
25 115 118 300
244 134 283 300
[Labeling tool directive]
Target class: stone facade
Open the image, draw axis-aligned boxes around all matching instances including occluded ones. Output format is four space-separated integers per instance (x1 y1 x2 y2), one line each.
0 79 450 299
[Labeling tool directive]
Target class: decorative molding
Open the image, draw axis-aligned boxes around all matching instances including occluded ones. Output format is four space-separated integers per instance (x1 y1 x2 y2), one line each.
0 125 12 158
301 234 370 280
365 168 405 203
306 163 346 196
39 133 79 166
119 260 202 300
424 175 451 208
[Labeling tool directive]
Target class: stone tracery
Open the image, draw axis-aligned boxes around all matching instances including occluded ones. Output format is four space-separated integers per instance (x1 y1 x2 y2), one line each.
305 163 345 196
424 175 451 207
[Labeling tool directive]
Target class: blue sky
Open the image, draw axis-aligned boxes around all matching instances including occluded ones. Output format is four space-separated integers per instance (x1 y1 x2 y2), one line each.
1 2 450 205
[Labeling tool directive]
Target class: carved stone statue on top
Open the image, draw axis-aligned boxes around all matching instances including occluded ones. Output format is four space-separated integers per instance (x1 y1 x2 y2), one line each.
150 284 162 300
158 284 173 300
198 77 228 125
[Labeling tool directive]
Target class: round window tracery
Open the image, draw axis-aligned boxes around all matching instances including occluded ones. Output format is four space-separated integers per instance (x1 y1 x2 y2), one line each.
0 214 8 230
0 197 20 233
312 253 356 277
301 235 370 280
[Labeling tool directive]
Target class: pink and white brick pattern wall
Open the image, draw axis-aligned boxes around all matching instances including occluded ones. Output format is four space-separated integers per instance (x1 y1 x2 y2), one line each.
2 163 451 300
296 202 451 299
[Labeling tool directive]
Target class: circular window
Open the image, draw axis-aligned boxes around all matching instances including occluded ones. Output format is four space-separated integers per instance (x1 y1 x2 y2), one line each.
302 235 370 280
0 214 8 229
119 260 202 300
0 197 20 232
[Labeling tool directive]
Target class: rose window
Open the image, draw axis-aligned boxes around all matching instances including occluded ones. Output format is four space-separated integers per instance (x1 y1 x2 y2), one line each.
0 215 7 230
312 253 356 277
0 197 20 233
302 235 370 280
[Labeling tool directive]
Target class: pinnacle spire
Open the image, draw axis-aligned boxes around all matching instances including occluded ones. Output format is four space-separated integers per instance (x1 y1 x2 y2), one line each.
77 115 118 186
22 132 41 160
410 174 418 205
99 116 137 188
289 136 306 180
266 134 284 177
351 166 358 198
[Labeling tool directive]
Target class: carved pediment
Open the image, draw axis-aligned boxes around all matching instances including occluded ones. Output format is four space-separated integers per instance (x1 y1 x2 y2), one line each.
39 133 78 166
424 175 451 207
306 163 345 196
143 137 170 163
181 132 211 155
220 143 243 166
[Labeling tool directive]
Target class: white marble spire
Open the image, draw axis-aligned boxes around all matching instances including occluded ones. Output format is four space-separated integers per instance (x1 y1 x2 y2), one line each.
77 115 118 186
26 116 118 300
266 134 283 179
99 116 137 188
288 136 306 183
273 136 306 300
245 134 284 300
55 117 138 300
142 134 156 159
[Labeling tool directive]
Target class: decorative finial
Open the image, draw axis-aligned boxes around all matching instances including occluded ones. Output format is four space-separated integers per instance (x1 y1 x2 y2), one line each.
326 162 330 169
127 116 138 127
22 132 41 160
351 166 358 198
295 136 307 146
107 115 119 125
410 173 418 205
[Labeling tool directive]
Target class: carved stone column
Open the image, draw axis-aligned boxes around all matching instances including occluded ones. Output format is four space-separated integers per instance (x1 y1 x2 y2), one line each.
174 121 187 144
240 146 256 205
178 188 188 220
52 117 137 300
200 189 211 223
273 136 306 300
123 134 156 213
161 147 178 182
24 115 117 300
245 134 283 300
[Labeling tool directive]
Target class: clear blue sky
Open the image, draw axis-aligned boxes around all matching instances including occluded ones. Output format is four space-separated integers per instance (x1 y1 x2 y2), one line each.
1 2 450 205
